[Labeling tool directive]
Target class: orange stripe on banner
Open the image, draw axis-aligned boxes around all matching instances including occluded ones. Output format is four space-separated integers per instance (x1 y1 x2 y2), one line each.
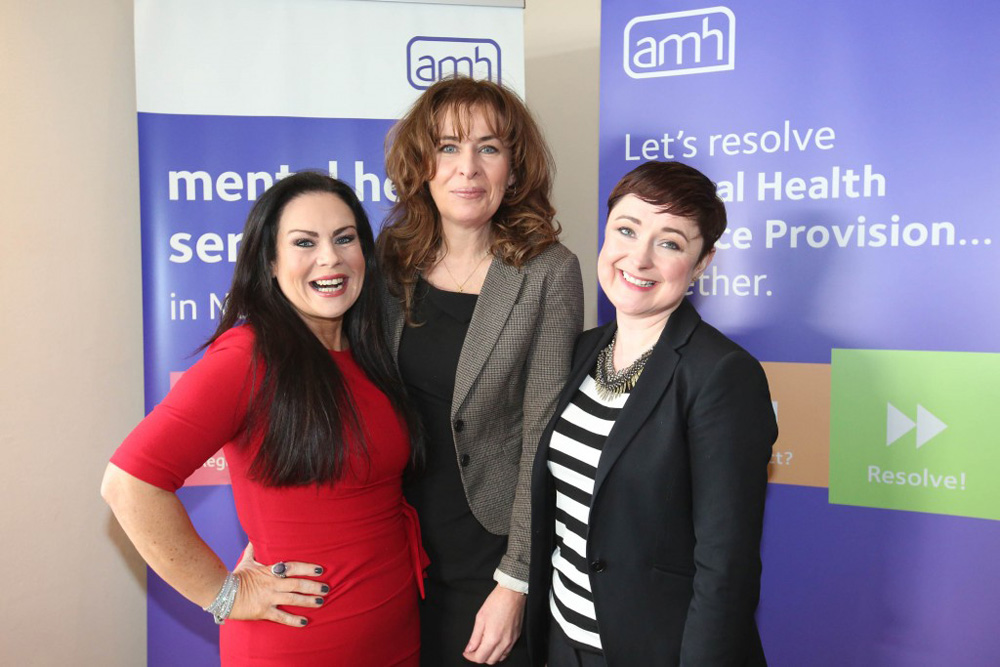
761 362 830 488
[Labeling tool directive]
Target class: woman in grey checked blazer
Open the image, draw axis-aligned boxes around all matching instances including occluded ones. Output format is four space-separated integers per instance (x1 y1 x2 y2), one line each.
378 76 583 666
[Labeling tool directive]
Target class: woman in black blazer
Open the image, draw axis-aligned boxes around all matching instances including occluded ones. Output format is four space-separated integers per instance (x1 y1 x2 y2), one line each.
526 161 777 666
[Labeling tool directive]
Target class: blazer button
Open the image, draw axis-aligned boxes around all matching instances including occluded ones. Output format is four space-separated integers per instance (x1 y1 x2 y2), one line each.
454 419 465 432
588 560 606 573
460 454 471 467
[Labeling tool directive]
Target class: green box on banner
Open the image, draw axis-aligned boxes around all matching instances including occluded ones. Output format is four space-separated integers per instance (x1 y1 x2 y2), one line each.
829 349 1000 521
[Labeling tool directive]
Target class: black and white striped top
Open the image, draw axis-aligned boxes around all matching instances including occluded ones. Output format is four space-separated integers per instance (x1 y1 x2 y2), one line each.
547 373 629 653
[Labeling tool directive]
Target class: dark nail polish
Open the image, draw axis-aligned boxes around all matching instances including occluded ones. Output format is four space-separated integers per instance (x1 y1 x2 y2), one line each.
315 597 324 605
314 567 323 575
320 585 330 593
299 618 308 626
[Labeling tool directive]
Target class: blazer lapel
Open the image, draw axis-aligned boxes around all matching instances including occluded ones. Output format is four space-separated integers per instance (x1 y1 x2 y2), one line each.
592 299 702 500
452 259 524 414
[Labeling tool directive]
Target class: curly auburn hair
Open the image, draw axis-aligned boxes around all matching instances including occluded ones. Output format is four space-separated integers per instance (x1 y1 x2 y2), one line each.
377 76 560 321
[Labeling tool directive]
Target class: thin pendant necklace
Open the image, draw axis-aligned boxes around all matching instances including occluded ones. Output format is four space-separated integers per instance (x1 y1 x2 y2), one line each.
440 250 491 293
593 332 655 401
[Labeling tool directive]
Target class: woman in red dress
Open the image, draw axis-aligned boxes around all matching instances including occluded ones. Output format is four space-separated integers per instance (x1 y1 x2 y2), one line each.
102 172 426 665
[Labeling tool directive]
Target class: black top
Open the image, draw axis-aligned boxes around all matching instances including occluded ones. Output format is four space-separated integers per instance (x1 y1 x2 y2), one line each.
399 279 505 590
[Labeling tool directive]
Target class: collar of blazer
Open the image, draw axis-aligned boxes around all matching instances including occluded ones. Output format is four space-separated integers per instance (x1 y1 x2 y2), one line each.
556 298 703 500
388 258 526 417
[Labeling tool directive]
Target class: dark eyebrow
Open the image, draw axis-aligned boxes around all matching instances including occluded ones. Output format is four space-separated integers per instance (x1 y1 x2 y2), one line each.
660 226 690 239
614 215 691 240
285 225 356 237
439 135 499 142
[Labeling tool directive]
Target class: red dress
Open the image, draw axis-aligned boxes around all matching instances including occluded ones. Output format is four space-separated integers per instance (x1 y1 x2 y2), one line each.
112 326 423 666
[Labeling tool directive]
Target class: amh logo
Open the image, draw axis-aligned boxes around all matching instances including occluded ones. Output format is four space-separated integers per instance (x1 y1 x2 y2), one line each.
408 37 501 90
623 6 735 79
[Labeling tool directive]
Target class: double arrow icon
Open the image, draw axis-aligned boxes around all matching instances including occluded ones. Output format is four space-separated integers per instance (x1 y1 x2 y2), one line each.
886 403 947 448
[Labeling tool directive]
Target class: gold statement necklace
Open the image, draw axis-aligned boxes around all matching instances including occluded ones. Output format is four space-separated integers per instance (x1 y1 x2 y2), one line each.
593 332 655 401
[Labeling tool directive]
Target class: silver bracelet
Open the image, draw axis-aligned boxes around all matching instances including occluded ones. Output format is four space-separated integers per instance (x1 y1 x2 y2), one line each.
203 571 240 625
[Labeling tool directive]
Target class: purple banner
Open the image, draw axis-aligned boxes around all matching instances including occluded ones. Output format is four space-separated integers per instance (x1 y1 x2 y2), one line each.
600 1 1000 664
133 0 526 660
600 0 999 363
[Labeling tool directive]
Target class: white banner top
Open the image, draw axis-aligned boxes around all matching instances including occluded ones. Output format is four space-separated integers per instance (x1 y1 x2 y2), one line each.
135 0 525 118
369 1 524 7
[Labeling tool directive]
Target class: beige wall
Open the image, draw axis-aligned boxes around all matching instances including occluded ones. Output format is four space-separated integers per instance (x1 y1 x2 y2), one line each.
0 1 599 663
526 0 601 327
1 0 147 665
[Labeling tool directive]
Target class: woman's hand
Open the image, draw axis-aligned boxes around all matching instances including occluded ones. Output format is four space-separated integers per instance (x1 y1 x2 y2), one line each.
462 584 527 664
229 543 329 627
102 466 328 628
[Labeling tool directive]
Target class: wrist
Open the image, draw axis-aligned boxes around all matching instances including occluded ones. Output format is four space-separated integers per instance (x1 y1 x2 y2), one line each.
203 571 241 624
495 585 526 600
493 567 528 594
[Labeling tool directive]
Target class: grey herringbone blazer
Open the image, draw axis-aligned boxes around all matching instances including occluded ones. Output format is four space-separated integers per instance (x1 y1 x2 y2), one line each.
386 243 583 583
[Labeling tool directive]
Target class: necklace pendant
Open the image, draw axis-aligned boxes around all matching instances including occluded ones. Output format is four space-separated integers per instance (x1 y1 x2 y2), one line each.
440 249 490 293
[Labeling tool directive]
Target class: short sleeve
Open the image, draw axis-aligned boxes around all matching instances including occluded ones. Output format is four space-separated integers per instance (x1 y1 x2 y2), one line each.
110 327 258 491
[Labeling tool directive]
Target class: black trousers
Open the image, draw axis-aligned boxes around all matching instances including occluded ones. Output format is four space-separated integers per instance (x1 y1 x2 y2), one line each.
546 617 607 667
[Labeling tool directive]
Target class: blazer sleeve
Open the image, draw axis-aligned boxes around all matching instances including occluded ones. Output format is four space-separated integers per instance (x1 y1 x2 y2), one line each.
680 349 777 665
496 250 584 584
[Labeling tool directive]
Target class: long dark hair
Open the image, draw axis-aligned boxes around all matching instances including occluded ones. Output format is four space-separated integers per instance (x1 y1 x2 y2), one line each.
207 171 421 486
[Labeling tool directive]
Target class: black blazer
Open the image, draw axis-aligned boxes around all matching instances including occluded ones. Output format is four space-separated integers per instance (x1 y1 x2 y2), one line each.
527 299 777 666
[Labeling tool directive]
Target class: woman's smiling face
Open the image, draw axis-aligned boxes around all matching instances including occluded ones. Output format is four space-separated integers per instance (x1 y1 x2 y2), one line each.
271 191 365 348
598 194 714 325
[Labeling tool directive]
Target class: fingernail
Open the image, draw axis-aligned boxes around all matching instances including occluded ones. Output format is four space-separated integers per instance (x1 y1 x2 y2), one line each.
315 597 324 605
299 618 308 626
320 585 330 593
314 567 324 575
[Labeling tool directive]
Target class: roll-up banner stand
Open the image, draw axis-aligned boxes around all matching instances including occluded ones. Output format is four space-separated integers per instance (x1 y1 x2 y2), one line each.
134 1 524 662
600 1 999 664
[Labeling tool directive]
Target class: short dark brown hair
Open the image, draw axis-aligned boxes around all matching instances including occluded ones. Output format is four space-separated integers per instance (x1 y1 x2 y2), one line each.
607 161 726 258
